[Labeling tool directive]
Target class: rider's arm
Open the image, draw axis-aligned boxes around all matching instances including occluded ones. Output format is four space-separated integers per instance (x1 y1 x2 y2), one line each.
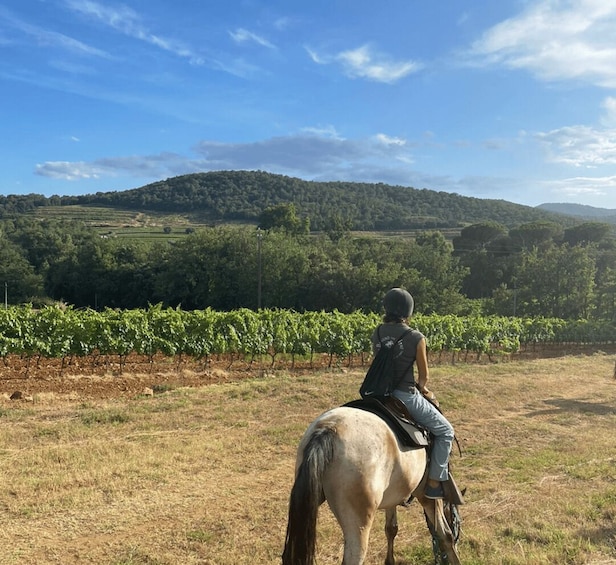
415 337 429 393
416 337 439 405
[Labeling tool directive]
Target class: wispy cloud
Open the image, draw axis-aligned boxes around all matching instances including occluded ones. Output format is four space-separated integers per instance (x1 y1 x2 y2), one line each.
35 152 201 180
229 28 274 49
48 59 99 74
307 44 422 84
64 0 204 64
468 0 616 87
300 125 343 139
0 5 111 58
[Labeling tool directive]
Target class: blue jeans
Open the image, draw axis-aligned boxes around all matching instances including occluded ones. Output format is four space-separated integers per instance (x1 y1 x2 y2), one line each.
392 389 454 482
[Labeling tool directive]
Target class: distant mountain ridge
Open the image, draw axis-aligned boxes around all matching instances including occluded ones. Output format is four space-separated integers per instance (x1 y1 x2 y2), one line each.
0 170 591 230
537 202 616 222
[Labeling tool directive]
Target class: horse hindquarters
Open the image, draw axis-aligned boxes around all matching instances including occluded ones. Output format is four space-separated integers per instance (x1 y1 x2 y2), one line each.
282 427 335 565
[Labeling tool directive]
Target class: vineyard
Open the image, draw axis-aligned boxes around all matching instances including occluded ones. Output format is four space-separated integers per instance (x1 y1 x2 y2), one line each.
1 305 615 378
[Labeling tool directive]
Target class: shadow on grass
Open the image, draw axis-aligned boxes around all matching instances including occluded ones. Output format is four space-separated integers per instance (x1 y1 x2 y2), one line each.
528 398 616 417
578 523 616 550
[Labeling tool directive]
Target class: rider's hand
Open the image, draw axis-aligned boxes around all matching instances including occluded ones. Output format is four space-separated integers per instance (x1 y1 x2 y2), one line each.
422 388 439 407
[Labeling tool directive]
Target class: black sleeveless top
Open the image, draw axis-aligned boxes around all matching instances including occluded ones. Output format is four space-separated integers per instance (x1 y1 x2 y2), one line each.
370 322 425 393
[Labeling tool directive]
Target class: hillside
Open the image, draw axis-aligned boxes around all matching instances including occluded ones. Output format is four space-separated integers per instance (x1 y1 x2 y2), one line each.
2 170 579 231
538 202 616 223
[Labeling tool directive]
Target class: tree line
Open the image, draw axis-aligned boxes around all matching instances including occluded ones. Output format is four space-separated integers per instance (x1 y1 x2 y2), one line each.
1 213 615 321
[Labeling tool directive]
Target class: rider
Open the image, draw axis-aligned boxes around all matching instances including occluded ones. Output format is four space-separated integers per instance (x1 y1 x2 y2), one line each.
371 287 454 500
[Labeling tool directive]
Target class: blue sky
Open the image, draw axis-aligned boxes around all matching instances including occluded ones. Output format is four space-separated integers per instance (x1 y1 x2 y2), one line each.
3 0 616 209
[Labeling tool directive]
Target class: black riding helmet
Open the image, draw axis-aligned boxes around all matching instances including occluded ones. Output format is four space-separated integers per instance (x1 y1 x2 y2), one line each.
383 288 414 319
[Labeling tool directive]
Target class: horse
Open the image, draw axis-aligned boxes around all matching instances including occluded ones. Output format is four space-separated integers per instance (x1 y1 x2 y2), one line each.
282 405 462 565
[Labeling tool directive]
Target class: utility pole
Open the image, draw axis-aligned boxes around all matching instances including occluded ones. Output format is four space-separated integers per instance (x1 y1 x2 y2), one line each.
4 281 7 309
256 228 263 310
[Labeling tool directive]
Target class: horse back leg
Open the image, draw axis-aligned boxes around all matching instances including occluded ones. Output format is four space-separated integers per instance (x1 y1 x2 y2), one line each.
384 508 398 565
340 512 375 565
328 490 377 565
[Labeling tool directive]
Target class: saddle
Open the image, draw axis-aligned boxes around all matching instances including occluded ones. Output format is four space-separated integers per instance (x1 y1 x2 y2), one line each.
344 396 466 506
344 396 429 447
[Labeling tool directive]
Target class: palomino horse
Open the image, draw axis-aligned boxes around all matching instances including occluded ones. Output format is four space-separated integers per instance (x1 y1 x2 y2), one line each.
282 405 462 565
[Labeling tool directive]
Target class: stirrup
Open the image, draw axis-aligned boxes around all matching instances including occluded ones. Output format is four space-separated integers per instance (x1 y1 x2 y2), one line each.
424 483 444 500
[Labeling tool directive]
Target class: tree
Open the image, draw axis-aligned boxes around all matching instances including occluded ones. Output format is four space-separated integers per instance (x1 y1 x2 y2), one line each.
509 221 563 251
325 213 353 242
453 221 507 254
0 240 45 303
514 244 596 319
258 203 308 234
594 266 616 321
563 222 612 247
410 232 470 313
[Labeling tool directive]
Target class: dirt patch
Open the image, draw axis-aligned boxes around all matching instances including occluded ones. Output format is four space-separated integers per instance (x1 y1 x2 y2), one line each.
0 353 337 400
2 356 246 400
1 345 614 401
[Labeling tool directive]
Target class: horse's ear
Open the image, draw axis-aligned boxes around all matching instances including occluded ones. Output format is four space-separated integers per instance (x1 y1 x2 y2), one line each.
461 488 467 496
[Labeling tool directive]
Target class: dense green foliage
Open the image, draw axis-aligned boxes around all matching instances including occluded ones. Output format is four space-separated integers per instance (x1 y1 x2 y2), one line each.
1 213 616 320
1 305 613 367
1 170 576 230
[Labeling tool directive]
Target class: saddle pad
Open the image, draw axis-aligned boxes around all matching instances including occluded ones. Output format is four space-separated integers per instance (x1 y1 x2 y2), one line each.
344 397 429 447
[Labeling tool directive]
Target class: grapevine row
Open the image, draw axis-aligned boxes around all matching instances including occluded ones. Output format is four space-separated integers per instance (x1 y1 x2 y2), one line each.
0 305 614 370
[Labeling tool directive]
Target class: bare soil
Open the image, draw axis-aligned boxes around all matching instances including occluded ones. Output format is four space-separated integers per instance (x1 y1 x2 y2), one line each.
1 344 614 401
0 353 333 400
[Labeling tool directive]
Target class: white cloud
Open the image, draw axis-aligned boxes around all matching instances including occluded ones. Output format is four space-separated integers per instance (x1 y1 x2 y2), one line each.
536 125 616 167
468 0 616 87
35 152 200 180
601 96 616 126
540 175 616 198
229 28 274 49
35 161 106 180
307 44 421 84
374 133 406 146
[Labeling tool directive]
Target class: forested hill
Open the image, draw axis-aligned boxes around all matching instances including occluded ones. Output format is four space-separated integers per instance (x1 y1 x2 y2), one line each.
537 202 616 223
2 170 575 230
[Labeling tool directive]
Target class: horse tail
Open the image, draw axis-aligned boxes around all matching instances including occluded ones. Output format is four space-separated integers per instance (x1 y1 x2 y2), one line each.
282 425 336 565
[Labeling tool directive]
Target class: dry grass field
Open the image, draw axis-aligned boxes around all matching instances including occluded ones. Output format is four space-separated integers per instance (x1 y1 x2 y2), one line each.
0 353 615 565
